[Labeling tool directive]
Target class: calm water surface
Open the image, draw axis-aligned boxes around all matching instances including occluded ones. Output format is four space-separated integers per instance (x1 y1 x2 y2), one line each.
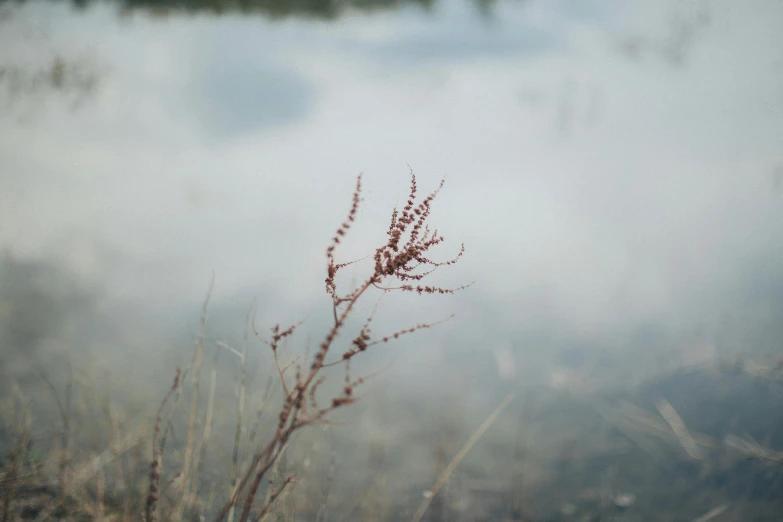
3 1 783 519
2 0 783 420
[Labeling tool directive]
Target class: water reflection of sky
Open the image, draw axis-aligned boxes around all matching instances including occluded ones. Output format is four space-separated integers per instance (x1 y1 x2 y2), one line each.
2 0 783 386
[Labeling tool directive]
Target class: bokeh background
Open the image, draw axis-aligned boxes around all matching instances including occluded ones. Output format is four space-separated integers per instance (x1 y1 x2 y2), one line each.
2 0 783 520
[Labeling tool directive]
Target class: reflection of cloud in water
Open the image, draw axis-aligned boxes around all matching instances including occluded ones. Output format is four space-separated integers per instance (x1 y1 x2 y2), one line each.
0 252 95 379
0 0 781 398
350 24 557 66
0 5 102 116
614 0 712 66
323 1 561 67
195 53 313 137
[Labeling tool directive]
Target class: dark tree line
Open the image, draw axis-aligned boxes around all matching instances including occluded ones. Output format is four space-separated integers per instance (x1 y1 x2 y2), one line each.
1 0 506 19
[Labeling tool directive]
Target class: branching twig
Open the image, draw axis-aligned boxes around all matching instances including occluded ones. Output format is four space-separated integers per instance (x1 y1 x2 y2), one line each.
203 172 467 522
145 369 182 522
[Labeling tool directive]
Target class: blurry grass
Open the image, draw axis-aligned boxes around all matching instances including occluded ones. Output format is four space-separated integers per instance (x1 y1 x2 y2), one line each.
2 358 783 521
2 174 783 521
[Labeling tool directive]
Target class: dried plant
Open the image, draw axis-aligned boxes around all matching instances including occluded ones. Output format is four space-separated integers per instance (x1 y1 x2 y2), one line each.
145 368 182 522
206 171 469 522
1 382 31 522
37 357 73 508
175 275 214 520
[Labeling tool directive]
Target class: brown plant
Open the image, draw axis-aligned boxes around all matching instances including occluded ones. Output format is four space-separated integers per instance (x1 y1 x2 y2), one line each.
144 368 181 522
208 171 469 522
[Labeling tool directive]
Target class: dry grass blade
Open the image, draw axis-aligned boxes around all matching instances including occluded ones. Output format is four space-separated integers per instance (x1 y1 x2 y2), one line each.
217 341 244 360
590 401 672 469
2 382 31 522
36 357 73 506
411 392 515 522
145 368 182 522
176 274 214 521
617 400 716 448
193 359 219 514
227 310 252 522
34 426 147 522
692 504 728 522
724 434 783 462
656 398 703 460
